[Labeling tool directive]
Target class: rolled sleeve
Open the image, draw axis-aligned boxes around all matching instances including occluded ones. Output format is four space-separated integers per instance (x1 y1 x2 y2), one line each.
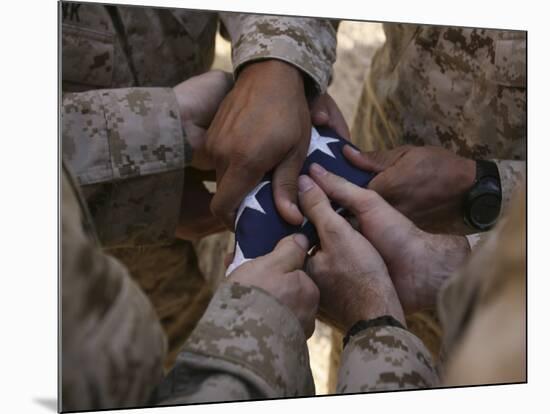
493 159 526 216
155 281 315 404
62 87 187 247
220 13 337 94
337 325 439 393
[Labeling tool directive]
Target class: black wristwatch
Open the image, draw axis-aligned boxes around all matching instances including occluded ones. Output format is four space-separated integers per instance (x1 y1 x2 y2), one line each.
463 160 502 231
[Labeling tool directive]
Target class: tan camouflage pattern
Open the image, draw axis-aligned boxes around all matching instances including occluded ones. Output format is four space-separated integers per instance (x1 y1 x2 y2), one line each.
61 1 336 373
349 24 526 370
154 282 315 404
61 165 166 412
438 186 526 385
62 88 186 184
336 326 438 393
61 3 218 91
221 12 337 93
61 3 335 93
352 24 526 211
104 241 214 370
62 88 186 247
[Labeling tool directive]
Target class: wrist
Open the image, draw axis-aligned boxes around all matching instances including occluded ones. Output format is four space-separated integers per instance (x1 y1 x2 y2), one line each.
457 157 477 196
238 59 305 93
350 282 406 330
414 233 470 310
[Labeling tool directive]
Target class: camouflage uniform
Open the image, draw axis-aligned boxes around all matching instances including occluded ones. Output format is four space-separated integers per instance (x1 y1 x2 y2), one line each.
61 1 336 369
335 185 526 392
350 24 526 359
61 164 314 411
352 24 526 225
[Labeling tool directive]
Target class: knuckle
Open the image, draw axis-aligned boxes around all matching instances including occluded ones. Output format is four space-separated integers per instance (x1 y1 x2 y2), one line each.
274 178 298 194
321 216 345 239
231 152 263 176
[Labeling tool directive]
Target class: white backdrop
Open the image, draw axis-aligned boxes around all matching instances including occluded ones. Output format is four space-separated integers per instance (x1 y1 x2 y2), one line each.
0 0 542 413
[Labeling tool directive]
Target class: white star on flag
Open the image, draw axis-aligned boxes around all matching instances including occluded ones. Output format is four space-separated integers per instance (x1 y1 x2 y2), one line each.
235 181 269 228
307 128 339 158
225 242 252 276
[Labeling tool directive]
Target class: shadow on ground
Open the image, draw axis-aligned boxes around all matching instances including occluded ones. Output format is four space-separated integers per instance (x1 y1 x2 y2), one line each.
34 397 57 412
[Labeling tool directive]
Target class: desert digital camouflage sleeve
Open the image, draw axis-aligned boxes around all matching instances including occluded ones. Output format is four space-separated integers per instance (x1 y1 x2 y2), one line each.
62 87 188 247
61 166 167 412
336 325 439 393
220 13 337 95
493 159 526 217
154 282 315 403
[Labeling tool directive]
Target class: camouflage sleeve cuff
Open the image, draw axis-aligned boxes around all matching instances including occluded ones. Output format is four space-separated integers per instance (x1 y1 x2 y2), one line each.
62 88 188 247
220 13 336 94
62 87 186 185
336 325 439 393
343 316 406 347
493 160 526 217
160 281 315 400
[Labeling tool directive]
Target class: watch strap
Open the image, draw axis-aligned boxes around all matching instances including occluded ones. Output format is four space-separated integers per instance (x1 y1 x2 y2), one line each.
343 315 406 347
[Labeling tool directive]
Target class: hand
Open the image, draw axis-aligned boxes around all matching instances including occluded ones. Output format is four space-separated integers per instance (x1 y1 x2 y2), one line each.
343 145 476 233
307 162 471 314
228 233 319 338
297 173 405 331
206 60 311 228
310 93 351 140
175 168 225 241
173 70 234 170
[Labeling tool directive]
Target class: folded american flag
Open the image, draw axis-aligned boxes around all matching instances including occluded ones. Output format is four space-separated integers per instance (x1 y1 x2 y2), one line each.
226 126 375 275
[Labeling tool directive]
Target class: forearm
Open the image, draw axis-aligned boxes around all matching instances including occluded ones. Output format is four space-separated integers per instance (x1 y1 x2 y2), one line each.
154 282 315 403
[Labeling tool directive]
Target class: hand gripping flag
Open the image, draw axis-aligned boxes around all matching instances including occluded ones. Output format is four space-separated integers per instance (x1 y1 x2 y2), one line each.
226 126 375 276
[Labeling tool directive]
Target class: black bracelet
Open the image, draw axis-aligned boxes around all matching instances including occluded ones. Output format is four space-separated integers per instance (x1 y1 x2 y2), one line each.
343 315 406 347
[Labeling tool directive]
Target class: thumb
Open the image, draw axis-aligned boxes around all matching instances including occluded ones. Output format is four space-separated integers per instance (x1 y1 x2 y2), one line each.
272 149 306 226
261 233 309 273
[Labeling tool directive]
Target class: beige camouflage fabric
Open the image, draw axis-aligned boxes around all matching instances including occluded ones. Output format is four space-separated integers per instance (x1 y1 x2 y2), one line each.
154 282 314 404
335 185 525 392
61 1 336 368
352 24 526 217
337 325 438 392
61 164 166 411
350 23 526 361
61 165 314 411
439 186 526 385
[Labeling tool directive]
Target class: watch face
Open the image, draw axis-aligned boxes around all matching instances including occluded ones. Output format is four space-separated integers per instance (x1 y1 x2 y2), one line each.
471 194 500 228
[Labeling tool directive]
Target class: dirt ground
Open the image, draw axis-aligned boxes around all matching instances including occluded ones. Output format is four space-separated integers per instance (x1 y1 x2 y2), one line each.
203 20 386 395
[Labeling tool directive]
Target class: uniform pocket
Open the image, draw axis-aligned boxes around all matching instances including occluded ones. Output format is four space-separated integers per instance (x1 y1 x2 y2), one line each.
62 23 115 88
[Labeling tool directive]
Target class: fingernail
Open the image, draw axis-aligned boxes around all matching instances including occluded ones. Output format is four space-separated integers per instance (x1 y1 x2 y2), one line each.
294 233 309 250
345 145 360 155
310 162 327 176
298 175 314 193
316 110 329 120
